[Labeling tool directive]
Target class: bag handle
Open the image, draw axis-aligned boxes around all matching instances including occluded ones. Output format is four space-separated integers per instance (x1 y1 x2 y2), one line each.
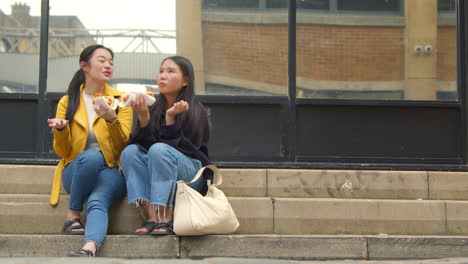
182 165 221 186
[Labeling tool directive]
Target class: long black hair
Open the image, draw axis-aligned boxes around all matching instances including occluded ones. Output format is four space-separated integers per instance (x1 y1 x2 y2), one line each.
152 56 211 142
64 44 114 123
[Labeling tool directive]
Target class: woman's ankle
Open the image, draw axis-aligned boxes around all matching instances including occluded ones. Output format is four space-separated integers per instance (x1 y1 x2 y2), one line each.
155 205 173 223
66 210 81 221
82 241 97 254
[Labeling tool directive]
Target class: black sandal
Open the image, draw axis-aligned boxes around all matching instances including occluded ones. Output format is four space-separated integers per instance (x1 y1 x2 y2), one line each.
150 222 175 236
68 248 95 257
134 221 156 235
62 218 85 235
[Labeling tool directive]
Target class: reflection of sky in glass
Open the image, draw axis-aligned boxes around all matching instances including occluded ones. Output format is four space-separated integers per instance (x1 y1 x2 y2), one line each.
0 0 176 53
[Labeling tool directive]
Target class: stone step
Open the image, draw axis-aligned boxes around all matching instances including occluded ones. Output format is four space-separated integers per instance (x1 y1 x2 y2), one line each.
2 234 468 260
2 164 468 200
2 194 468 235
0 194 272 235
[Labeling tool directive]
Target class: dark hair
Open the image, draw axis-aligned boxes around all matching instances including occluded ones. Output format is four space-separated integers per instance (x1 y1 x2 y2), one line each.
64 44 114 123
152 56 211 142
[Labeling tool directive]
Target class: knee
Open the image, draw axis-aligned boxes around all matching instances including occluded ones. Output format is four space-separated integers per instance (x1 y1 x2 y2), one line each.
148 143 176 163
77 149 103 165
148 143 172 156
120 144 140 164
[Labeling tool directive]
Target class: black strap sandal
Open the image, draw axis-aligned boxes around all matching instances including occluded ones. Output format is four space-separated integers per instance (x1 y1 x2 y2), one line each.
150 222 175 236
68 248 95 257
62 218 85 235
134 221 156 235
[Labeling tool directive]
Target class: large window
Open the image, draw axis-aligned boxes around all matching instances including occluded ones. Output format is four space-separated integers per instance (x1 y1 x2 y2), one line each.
202 0 457 100
337 0 402 12
0 1 40 93
201 1 288 96
47 0 176 94
296 0 457 101
439 0 456 12
203 0 403 13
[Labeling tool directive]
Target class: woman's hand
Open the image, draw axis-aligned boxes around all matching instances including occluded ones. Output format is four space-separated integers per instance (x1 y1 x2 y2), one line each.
48 118 69 129
131 93 150 128
94 99 116 122
166 100 189 125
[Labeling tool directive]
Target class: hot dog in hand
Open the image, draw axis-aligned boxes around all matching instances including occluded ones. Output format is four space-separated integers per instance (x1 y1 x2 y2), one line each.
93 93 118 110
118 92 156 107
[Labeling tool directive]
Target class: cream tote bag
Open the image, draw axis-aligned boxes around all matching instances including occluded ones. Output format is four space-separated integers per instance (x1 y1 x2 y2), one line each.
173 165 239 235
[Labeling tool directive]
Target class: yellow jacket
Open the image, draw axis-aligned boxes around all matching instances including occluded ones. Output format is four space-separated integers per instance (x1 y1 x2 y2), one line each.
50 84 133 205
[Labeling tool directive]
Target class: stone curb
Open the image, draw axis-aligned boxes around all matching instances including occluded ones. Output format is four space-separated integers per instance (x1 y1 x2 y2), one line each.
2 235 468 260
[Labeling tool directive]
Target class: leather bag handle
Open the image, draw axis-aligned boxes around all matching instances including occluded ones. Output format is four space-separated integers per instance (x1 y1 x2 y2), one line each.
181 164 221 186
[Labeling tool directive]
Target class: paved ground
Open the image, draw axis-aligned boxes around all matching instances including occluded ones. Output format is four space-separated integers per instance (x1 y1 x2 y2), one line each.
2 258 468 264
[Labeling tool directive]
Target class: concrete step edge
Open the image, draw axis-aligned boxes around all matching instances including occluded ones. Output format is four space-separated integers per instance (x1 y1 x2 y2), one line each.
2 164 468 200
2 234 468 260
1 194 468 235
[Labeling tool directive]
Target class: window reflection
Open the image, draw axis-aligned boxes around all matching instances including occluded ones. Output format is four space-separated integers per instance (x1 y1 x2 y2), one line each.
297 0 457 101
203 0 259 9
201 1 288 96
47 0 175 93
337 0 401 12
297 0 329 10
438 0 456 12
0 1 40 93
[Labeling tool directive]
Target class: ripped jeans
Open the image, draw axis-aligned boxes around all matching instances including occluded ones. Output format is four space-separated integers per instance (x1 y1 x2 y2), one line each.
120 143 205 208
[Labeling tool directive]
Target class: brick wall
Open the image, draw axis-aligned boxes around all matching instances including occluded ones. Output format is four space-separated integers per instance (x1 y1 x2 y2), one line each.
203 23 288 87
202 23 456 86
437 26 456 81
297 25 404 82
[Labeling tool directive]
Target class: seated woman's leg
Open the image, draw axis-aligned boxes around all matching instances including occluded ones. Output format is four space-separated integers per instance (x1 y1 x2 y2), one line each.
61 149 105 234
120 144 156 233
83 166 126 253
147 143 205 234
120 144 151 205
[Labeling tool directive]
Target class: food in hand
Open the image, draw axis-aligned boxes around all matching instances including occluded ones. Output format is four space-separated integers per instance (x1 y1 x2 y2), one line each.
118 92 156 107
93 93 118 110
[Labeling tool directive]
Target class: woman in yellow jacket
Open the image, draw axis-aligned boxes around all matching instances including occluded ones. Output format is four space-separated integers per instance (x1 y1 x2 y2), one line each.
47 44 132 257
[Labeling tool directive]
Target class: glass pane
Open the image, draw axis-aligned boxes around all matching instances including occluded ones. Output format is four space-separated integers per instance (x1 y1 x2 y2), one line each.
202 0 260 10
438 0 456 12
47 0 176 94
0 1 40 93
297 0 458 101
338 0 402 12
201 1 288 96
438 1 457 100
297 0 330 11
267 0 288 9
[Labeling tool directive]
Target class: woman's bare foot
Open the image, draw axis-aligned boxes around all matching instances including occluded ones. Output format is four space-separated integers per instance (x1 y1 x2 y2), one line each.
82 241 97 255
151 205 173 234
135 201 157 233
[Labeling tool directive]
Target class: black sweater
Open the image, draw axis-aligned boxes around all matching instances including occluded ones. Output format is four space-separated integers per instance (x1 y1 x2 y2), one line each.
129 112 210 166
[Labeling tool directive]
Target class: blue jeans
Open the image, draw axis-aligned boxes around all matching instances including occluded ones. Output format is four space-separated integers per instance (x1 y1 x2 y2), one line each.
120 143 205 207
62 149 126 247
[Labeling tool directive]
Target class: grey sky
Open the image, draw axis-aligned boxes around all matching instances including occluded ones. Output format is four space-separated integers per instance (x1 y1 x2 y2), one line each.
0 0 176 53
0 0 175 30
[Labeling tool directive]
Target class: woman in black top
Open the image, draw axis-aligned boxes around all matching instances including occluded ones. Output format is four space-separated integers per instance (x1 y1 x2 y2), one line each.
120 56 210 235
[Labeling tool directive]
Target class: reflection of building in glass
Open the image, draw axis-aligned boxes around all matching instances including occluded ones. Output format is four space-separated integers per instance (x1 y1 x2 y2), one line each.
0 2 93 56
0 3 175 94
0 3 94 93
193 0 457 100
